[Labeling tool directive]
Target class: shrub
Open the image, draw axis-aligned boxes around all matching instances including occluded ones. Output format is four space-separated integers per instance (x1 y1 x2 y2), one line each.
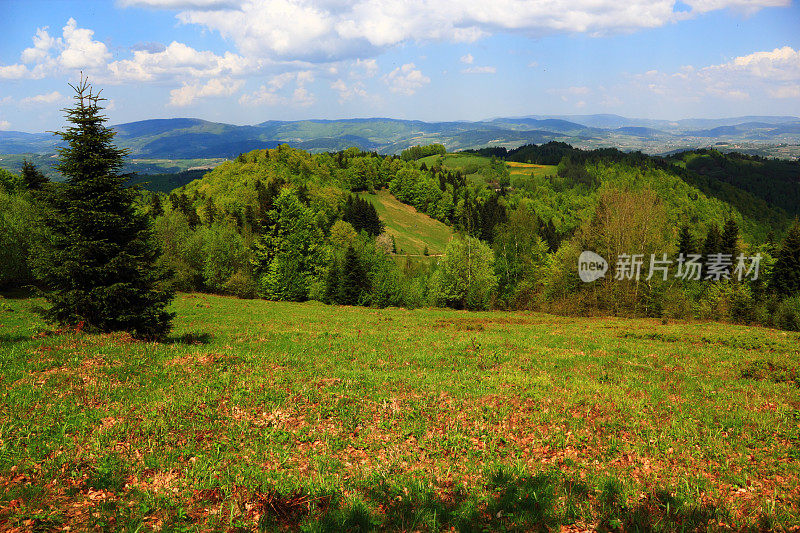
222 270 258 299
775 297 800 331
660 285 694 320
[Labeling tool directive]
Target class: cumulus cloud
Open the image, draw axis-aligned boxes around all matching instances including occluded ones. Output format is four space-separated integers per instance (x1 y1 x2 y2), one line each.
59 18 111 69
331 78 367 101
460 53 474 64
119 0 241 7
152 0 789 63
20 91 64 105
462 65 496 74
239 70 316 106
0 19 110 79
0 120 10 130
108 41 252 82
0 64 30 80
351 58 378 78
169 77 245 106
383 63 430 95
0 18 252 90
633 46 800 102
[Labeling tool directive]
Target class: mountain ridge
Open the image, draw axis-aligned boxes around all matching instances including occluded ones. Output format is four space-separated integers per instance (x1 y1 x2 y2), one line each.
1 114 799 161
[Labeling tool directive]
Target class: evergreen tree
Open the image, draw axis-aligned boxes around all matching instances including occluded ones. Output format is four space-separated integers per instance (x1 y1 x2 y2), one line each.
324 259 341 304
150 194 164 217
720 219 740 259
35 77 173 338
339 245 366 305
702 224 722 257
770 221 800 297
20 160 49 190
677 224 696 256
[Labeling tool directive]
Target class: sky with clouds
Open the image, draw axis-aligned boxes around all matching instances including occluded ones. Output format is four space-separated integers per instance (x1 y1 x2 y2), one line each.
0 0 799 132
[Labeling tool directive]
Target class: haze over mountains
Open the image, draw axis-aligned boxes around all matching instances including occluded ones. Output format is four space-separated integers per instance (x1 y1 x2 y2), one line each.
1 114 799 160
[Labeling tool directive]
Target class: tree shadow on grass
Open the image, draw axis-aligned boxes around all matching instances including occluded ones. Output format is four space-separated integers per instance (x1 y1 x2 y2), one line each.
0 286 39 299
167 332 212 345
0 334 32 344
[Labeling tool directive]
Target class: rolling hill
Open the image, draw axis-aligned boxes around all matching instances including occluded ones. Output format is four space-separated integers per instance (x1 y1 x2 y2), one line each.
2 115 799 170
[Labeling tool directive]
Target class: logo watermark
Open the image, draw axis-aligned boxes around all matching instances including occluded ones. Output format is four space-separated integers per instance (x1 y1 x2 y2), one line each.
578 252 761 282
578 251 609 282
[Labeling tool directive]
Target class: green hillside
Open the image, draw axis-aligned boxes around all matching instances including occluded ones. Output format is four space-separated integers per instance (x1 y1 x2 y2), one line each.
2 293 798 530
359 189 454 255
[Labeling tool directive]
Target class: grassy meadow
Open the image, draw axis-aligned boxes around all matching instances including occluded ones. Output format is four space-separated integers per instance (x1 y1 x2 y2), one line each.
1 293 799 531
359 190 454 256
506 161 558 180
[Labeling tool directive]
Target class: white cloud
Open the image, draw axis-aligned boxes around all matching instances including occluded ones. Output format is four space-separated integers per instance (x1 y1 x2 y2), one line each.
352 58 378 78
460 53 474 64
169 77 245 106
633 46 800 102
239 85 284 106
21 27 56 64
292 86 315 106
20 91 64 105
684 0 788 14
0 19 110 79
707 46 800 81
239 70 315 106
1 18 253 92
0 120 10 130
107 41 252 82
768 85 800 98
462 65 496 74
566 86 591 95
119 0 240 7
383 63 430 95
161 0 787 63
331 78 367 101
0 64 30 79
59 18 111 69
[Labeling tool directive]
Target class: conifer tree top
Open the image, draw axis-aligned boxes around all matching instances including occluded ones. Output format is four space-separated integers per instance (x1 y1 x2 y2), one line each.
54 75 128 184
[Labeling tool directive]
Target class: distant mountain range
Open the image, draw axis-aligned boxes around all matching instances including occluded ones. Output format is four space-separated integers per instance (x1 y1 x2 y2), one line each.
2 114 799 161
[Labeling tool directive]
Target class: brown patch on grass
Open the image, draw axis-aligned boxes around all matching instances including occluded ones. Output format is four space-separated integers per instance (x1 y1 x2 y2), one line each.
433 316 533 331
168 351 225 367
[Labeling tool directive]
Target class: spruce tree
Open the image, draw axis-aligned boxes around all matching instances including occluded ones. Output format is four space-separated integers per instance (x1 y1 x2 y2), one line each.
20 160 49 190
677 225 696 256
770 221 800 297
339 245 366 305
35 77 173 338
720 219 740 259
702 224 722 257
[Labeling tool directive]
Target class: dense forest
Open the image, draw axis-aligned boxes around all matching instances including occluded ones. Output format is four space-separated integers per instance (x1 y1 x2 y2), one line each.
2 140 799 331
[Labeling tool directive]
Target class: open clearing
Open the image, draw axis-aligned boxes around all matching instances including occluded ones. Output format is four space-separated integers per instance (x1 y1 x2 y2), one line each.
1 293 799 531
359 190 454 256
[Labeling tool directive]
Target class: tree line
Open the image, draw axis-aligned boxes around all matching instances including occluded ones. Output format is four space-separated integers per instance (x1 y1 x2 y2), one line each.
2 81 800 336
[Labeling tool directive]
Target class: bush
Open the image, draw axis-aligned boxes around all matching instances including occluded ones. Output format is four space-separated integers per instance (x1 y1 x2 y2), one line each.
775 297 800 331
430 236 497 310
222 270 258 299
660 285 694 320
698 282 756 323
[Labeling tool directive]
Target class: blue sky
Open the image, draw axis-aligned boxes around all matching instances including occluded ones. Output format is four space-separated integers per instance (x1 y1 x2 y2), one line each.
1 0 799 132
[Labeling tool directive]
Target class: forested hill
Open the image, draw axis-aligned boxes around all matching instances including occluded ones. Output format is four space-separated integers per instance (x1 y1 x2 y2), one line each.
3 114 800 160
465 142 796 238
160 141 790 267
6 141 797 322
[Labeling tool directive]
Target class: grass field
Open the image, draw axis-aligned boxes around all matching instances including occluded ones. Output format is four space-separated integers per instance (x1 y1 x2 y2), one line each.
506 161 558 179
359 190 454 256
1 293 799 531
